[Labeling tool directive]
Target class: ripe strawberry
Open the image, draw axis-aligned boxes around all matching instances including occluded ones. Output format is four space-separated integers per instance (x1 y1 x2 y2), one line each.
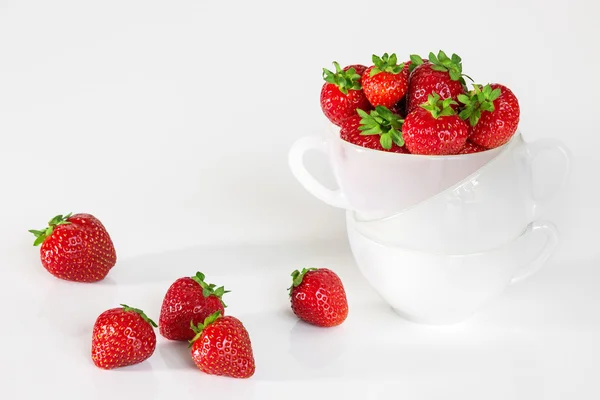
288 267 348 327
28 213 116 282
91 304 157 370
189 311 255 379
361 53 408 108
458 83 520 149
402 93 469 155
320 61 372 126
340 106 408 153
406 51 469 114
458 141 488 154
159 271 229 341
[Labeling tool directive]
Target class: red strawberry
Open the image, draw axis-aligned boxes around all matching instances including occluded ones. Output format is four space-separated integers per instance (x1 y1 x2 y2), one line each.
458 141 488 154
91 304 157 370
288 267 348 327
29 213 116 282
402 93 469 155
189 311 255 379
159 271 229 341
406 51 469 114
361 53 408 108
320 61 372 126
340 106 408 153
458 83 520 149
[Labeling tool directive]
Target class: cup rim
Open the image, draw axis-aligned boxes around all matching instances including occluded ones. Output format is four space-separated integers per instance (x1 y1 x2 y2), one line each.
347 211 533 258
326 121 511 160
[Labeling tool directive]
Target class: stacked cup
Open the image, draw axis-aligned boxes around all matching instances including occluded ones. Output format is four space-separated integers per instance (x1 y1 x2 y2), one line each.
288 122 571 325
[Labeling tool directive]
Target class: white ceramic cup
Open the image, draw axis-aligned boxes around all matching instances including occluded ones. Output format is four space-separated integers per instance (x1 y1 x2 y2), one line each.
351 132 571 253
346 211 559 325
288 123 506 219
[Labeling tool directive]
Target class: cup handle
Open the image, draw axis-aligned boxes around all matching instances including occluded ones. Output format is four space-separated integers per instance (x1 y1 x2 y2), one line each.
510 221 559 285
288 136 350 209
526 138 572 217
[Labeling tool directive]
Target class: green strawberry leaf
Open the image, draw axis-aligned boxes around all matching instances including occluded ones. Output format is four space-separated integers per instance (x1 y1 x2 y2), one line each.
420 92 457 119
380 133 393 150
356 105 405 150
288 267 318 296
188 311 222 347
191 271 230 307
410 54 424 65
370 52 404 76
457 83 501 126
121 304 158 328
29 212 73 246
322 61 363 95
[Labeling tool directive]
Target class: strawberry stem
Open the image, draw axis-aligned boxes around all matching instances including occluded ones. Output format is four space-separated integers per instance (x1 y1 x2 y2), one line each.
420 93 458 119
458 84 502 127
121 304 158 328
288 267 317 296
357 105 405 149
188 310 222 347
322 61 362 95
191 271 231 308
28 212 73 246
369 53 404 77
409 50 473 85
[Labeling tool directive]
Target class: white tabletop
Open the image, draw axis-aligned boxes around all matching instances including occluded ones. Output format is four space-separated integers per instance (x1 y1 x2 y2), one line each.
1 238 598 400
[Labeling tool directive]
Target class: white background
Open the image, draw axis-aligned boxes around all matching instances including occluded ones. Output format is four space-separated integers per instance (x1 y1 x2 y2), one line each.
1 0 599 399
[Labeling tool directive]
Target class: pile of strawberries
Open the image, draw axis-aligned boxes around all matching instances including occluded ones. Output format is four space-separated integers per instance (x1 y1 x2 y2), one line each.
320 50 521 155
29 213 349 378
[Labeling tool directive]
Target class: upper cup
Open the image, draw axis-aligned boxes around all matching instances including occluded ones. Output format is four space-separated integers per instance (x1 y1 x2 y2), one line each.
351 132 571 253
289 122 505 219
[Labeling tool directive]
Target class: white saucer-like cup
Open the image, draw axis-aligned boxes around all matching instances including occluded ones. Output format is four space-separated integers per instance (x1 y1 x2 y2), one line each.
346 212 559 325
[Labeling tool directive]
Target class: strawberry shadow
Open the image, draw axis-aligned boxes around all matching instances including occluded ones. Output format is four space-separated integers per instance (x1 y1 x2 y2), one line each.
157 340 197 370
107 238 353 285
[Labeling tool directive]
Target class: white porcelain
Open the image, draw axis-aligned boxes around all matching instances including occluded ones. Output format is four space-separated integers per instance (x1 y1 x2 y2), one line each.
352 133 571 253
346 211 559 325
288 122 505 219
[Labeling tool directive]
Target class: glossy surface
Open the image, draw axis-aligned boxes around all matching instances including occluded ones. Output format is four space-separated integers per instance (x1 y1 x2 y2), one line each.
2 239 598 399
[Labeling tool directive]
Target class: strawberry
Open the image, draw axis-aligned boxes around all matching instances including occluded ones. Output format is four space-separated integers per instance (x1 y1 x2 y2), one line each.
402 93 469 155
159 271 229 341
189 311 255 379
28 213 116 282
458 83 520 149
320 61 372 126
91 304 157 370
361 53 408 109
288 267 348 327
406 51 470 114
458 141 488 154
340 106 408 153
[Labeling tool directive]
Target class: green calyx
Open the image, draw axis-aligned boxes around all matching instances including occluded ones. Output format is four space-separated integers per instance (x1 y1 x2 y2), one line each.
420 92 459 119
458 84 502 127
28 212 73 246
121 304 158 328
369 53 404 77
322 61 362 95
188 310 222 347
288 267 317 296
410 50 473 85
357 105 405 149
191 271 231 308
